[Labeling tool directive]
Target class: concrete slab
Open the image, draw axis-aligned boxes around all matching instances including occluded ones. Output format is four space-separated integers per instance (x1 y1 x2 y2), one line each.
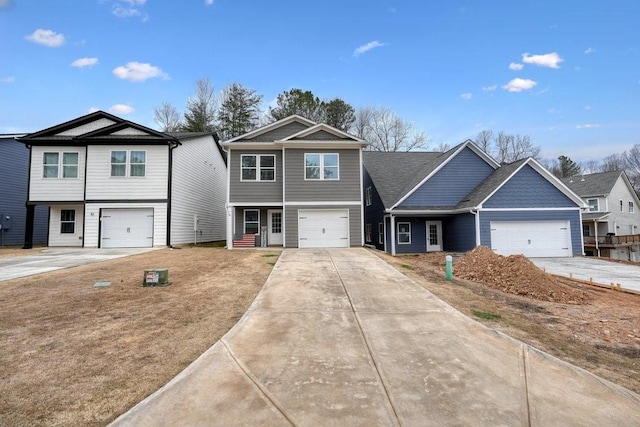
112 248 640 426
531 256 640 293
0 247 157 281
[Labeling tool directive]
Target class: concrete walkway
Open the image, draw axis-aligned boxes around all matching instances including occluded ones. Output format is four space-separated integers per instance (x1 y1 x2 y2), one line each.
112 248 640 426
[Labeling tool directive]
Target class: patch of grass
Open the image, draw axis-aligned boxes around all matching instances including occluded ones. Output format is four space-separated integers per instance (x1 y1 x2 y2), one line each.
261 254 279 258
470 309 502 321
399 264 414 270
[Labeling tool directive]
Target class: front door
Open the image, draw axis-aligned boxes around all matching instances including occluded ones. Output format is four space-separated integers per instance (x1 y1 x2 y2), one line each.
268 210 283 245
426 221 442 252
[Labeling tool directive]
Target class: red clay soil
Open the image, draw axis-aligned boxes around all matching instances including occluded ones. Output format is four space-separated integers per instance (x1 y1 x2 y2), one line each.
454 246 591 304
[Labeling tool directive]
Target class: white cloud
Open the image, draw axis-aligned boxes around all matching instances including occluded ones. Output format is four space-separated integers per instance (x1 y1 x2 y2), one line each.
481 84 497 91
109 104 135 114
509 62 524 70
502 78 537 92
576 123 600 129
71 57 99 68
112 62 168 82
1 76 15 83
25 29 65 47
584 47 595 54
522 52 564 68
88 107 101 113
205 0 214 4
460 92 472 100
353 41 386 57
111 0 148 20
585 105 591 110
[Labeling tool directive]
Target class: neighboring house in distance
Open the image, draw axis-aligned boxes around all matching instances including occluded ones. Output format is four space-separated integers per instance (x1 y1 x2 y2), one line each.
363 140 586 257
562 170 640 261
16 111 227 248
0 135 49 246
221 115 367 248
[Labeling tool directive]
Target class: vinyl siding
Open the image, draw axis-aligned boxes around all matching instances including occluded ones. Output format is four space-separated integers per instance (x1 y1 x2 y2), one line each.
484 165 576 208
85 145 169 200
170 135 227 244
48 205 84 247
284 205 361 248
240 122 309 141
401 147 495 207
395 220 427 254
84 202 167 248
228 149 283 204
284 148 361 202
29 146 86 201
603 177 640 234
363 167 386 250
444 213 476 252
478 210 583 255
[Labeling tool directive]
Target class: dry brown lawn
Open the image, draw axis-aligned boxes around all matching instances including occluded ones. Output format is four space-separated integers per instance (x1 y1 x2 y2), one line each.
0 246 279 426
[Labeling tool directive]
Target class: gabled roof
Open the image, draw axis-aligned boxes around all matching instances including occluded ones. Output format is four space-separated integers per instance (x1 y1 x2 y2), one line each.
16 110 178 146
562 170 625 198
221 115 316 144
279 123 366 144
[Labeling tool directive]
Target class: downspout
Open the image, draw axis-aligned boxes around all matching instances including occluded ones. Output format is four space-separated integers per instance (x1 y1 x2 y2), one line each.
282 147 286 248
470 208 480 247
390 214 396 256
23 144 34 249
594 219 599 257
166 139 182 247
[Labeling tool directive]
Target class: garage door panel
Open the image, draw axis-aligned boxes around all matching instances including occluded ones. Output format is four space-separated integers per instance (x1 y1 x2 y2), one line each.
298 209 349 248
101 208 154 248
490 221 571 257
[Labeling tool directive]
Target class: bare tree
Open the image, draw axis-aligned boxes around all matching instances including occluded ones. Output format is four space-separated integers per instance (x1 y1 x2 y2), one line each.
580 159 602 174
354 106 429 152
601 153 626 172
153 102 182 132
476 129 540 163
475 130 493 154
183 78 218 132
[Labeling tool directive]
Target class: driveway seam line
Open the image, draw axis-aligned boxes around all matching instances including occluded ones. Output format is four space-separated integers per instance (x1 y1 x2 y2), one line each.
328 250 402 427
522 344 532 426
221 339 297 427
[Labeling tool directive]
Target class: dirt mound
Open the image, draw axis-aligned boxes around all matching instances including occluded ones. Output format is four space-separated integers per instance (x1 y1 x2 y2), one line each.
454 246 591 304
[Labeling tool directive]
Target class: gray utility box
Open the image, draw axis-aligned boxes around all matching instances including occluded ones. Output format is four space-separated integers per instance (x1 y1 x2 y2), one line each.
142 268 170 287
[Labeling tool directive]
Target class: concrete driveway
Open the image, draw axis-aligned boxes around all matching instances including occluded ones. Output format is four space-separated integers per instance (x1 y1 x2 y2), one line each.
0 247 157 282
112 248 640 426
530 256 640 293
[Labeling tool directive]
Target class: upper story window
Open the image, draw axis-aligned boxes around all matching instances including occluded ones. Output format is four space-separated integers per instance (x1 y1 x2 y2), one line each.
630 201 635 213
43 152 78 179
365 187 372 206
587 198 598 212
111 150 146 177
305 153 339 180
241 154 275 181
620 200 624 212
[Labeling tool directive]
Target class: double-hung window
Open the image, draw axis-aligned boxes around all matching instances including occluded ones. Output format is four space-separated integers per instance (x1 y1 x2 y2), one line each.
43 152 78 178
378 223 384 245
305 153 339 180
365 187 372 206
111 150 146 177
60 209 76 234
630 201 635 213
587 199 598 212
365 224 372 242
241 154 275 181
244 209 259 234
397 222 411 244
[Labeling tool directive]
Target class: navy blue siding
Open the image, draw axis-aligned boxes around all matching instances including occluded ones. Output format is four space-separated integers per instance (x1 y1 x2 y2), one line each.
395 219 426 253
401 147 495 207
0 139 48 246
484 164 576 208
363 167 386 250
478 210 583 255
443 213 476 252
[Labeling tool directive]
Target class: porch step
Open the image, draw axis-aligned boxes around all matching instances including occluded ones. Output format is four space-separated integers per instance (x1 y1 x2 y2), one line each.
233 234 256 248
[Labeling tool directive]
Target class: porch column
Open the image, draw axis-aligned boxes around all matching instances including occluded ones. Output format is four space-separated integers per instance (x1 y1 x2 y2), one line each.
23 204 34 249
226 206 234 249
390 214 396 256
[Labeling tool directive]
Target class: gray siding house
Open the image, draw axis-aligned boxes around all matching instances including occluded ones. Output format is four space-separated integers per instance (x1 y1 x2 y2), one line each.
363 140 586 257
0 136 48 246
222 115 367 248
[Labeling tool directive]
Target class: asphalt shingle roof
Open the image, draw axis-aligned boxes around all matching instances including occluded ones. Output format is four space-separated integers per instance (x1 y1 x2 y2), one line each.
561 170 622 197
455 158 528 209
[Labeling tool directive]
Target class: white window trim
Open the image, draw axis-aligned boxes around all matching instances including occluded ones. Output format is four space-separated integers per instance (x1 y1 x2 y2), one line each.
378 223 384 245
630 201 635 213
243 209 260 234
43 151 79 179
240 154 276 182
60 209 76 234
110 150 147 178
365 186 372 206
304 153 340 181
365 223 372 243
397 222 411 245
587 198 599 212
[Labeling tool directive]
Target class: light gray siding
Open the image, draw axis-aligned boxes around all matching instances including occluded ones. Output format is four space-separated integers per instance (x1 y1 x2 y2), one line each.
284 205 362 248
229 149 283 204
240 122 309 141
284 148 361 202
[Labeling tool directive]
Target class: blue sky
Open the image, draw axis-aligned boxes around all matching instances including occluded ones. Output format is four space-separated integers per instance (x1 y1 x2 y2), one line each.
1 0 639 162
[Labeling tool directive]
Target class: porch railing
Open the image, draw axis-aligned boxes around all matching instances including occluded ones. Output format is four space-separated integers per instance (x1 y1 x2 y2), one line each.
584 234 640 245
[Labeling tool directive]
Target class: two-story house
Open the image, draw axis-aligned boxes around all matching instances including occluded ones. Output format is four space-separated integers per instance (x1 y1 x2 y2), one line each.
563 170 640 261
364 140 586 257
221 115 367 248
17 111 227 248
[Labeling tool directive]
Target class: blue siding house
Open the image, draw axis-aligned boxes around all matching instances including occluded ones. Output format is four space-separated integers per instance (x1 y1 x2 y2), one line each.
0 136 48 246
363 140 586 257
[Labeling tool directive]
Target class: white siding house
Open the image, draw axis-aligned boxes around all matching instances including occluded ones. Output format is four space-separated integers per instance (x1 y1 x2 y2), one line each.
17 111 227 248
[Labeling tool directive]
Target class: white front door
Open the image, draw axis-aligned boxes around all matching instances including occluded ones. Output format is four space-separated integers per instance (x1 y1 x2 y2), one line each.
268 210 283 245
426 221 443 252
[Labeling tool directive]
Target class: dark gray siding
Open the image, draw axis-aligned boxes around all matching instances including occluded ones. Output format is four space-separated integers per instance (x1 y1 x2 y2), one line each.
478 210 583 255
363 167 386 250
284 148 361 202
284 205 361 248
241 122 309 141
444 213 476 252
401 147 495 207
484 164 577 208
229 150 283 203
0 139 48 245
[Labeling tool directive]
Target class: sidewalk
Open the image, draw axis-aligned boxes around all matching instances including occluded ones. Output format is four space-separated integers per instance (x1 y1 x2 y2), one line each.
112 248 640 426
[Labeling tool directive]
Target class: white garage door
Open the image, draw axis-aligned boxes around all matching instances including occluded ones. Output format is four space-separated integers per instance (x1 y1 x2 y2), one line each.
101 208 154 248
298 209 349 248
490 220 572 257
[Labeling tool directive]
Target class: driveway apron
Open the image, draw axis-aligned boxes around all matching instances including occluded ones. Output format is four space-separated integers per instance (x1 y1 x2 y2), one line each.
112 248 640 426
